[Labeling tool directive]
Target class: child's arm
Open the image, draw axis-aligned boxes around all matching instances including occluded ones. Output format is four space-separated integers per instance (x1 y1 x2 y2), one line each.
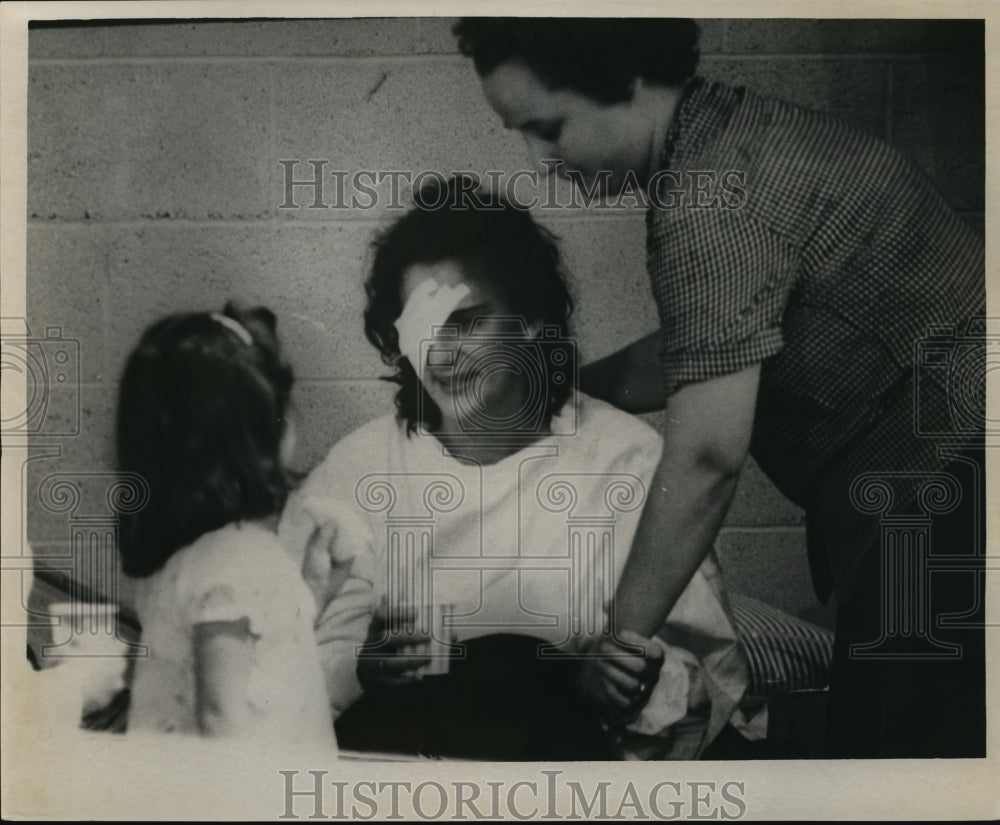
193 618 256 737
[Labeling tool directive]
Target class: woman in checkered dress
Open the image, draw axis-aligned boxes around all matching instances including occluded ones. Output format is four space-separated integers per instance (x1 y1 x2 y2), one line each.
454 17 986 758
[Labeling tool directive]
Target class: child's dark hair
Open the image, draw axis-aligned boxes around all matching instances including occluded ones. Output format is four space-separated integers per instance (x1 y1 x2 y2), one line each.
453 17 701 104
364 174 574 435
116 303 294 578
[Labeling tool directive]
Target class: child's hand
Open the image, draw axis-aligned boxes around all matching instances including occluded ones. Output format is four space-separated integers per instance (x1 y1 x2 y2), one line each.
302 535 354 609
356 600 432 691
299 502 371 609
576 630 665 727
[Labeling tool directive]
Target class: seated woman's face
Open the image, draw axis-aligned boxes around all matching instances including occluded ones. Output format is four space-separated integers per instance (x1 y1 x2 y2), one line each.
401 259 541 435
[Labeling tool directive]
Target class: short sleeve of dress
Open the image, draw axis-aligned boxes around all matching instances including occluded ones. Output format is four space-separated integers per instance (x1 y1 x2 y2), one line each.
646 208 797 396
177 525 316 637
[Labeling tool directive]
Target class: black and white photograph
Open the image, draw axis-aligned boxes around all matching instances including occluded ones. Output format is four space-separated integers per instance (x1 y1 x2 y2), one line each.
1 1 995 820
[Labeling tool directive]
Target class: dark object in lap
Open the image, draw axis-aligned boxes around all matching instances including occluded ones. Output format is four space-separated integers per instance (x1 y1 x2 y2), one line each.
335 634 612 760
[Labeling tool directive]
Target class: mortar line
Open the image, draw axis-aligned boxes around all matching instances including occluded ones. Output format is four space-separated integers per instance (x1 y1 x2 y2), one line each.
29 53 467 66
29 52 974 67
27 212 647 228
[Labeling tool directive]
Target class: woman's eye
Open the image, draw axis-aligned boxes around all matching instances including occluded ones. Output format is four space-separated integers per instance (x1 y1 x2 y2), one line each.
533 122 563 143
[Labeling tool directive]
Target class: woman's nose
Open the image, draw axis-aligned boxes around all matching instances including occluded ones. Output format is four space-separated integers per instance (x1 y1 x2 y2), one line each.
522 134 559 174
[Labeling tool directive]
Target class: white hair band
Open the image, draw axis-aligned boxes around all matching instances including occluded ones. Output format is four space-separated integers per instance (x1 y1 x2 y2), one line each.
210 312 254 346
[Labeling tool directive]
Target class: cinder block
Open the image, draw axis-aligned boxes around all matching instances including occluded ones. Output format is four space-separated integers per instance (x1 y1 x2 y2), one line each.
103 216 656 394
27 225 109 382
290 379 396 473
890 57 985 212
694 18 725 55
29 63 272 221
103 224 385 385
716 528 834 627
535 214 658 363
29 17 460 59
273 59 528 221
701 56 888 138
723 18 984 56
726 457 807 527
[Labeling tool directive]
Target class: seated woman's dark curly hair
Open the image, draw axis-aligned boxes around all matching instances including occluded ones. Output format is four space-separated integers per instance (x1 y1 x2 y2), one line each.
453 17 701 104
364 174 574 435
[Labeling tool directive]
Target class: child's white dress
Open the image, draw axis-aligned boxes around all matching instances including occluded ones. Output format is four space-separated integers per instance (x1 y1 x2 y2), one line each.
128 522 335 747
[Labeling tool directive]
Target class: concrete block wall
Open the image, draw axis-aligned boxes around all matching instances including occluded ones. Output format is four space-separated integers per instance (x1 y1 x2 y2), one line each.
25 17 984 628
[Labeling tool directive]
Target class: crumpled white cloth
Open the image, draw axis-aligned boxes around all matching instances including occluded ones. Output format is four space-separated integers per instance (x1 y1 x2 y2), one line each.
611 551 750 760
626 636 703 736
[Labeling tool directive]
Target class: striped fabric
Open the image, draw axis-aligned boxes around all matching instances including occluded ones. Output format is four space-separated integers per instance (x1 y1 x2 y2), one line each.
729 592 833 700
646 76 985 602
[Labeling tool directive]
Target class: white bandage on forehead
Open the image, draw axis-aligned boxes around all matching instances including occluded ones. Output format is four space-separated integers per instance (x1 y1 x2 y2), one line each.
395 279 471 370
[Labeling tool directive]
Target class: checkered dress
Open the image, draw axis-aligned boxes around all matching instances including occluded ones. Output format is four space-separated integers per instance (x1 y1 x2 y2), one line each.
646 76 985 601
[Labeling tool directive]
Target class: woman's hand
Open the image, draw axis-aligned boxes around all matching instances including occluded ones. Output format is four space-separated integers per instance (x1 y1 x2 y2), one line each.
576 630 665 727
356 601 433 691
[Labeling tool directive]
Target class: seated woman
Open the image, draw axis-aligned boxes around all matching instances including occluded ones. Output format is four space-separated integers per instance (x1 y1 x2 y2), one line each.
279 176 748 760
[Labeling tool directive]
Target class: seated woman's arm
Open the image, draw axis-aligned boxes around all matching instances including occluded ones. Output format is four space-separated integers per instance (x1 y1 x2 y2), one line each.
580 364 760 717
579 331 667 414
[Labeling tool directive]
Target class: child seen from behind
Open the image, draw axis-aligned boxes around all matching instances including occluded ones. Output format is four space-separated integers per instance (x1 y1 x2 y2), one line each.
117 304 335 747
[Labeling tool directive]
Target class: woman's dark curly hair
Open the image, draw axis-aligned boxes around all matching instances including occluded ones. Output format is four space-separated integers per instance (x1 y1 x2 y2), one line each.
116 302 294 578
453 17 700 104
364 174 574 435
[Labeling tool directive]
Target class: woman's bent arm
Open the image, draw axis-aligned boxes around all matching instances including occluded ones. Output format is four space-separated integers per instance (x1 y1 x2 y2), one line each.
615 364 760 635
578 365 759 715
